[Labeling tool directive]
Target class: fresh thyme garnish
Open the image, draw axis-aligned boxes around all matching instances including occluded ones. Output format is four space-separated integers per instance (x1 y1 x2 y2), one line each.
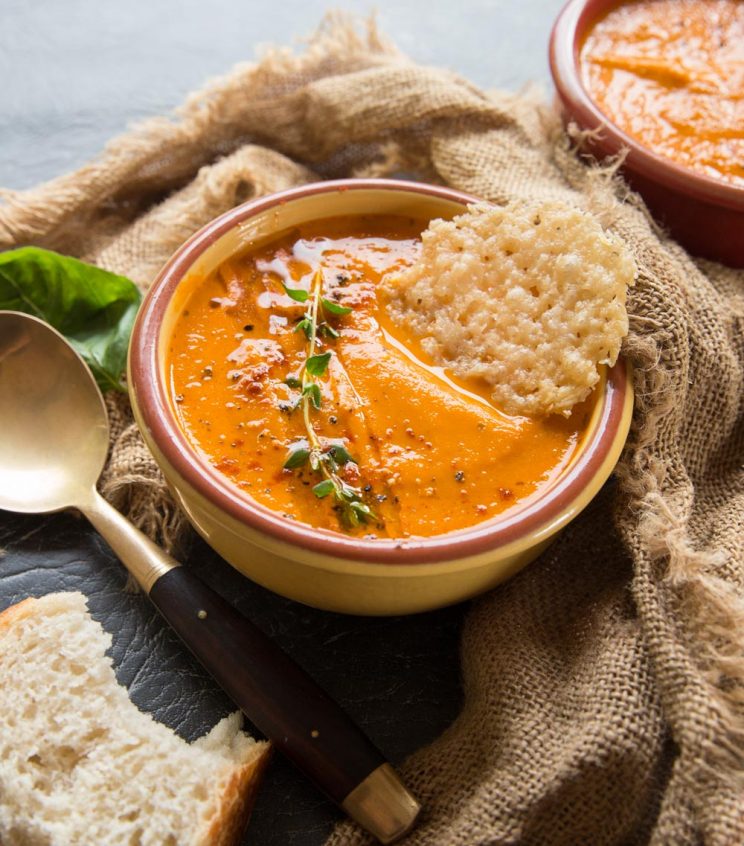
280 268 375 529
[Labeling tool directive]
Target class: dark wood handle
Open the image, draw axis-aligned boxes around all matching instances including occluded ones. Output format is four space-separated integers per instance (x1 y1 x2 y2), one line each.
148 567 386 804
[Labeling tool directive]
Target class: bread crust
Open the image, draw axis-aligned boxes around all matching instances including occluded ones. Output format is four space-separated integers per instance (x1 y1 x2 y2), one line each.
204 745 272 846
0 594 43 629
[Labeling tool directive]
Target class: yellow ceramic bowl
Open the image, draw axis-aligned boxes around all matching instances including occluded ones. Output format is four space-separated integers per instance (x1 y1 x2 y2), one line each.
128 179 633 615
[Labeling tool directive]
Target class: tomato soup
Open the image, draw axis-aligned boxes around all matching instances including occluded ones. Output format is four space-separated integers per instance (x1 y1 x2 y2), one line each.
166 216 594 539
581 0 744 186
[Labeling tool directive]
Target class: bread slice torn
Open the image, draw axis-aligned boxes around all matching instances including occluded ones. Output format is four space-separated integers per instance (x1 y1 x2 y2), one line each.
0 591 270 846
384 201 636 417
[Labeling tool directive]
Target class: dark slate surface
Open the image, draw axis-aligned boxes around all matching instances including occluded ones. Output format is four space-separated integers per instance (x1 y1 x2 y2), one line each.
0 509 464 844
0 2 561 843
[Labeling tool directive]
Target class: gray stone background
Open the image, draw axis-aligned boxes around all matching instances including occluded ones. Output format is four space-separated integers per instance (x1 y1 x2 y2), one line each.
0 0 562 189
0 2 564 844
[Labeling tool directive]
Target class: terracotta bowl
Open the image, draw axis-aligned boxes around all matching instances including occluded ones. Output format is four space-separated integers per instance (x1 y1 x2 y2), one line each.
549 0 744 268
128 178 634 615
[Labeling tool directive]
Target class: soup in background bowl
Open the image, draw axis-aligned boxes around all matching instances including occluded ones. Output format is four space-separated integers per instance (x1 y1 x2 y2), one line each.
128 179 633 615
550 0 744 267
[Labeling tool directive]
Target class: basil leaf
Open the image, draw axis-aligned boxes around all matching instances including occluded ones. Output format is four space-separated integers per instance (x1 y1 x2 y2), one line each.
0 247 141 393
313 479 336 498
285 375 302 388
283 284 309 303
306 352 331 376
321 297 352 315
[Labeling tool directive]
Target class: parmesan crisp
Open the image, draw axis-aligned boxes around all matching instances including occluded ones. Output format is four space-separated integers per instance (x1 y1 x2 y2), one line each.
384 201 636 416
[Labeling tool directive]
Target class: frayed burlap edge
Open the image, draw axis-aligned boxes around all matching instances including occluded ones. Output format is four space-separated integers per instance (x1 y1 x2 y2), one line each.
556 123 744 813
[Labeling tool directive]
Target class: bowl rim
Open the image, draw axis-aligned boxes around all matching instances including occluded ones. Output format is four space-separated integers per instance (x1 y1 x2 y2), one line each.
129 177 630 566
549 0 744 211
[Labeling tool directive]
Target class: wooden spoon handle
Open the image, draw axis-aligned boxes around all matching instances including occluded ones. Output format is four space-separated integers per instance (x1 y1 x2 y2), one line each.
148 566 420 842
82 491 419 842
149 566 381 799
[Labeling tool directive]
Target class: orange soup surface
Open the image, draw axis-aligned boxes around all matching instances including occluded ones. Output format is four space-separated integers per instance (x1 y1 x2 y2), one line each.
581 0 744 185
167 216 595 539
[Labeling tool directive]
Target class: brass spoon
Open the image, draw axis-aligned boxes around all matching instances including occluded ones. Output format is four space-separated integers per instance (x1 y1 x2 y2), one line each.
0 310 419 845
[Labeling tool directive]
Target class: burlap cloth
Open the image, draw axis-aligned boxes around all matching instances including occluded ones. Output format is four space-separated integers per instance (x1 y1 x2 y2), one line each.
2 18 741 845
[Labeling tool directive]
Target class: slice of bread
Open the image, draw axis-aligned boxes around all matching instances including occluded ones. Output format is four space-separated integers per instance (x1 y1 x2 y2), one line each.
0 591 270 846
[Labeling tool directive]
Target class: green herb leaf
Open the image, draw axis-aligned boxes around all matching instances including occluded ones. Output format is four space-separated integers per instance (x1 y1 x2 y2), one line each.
306 352 332 377
351 501 374 518
337 485 360 502
338 498 373 528
274 262 382 533
321 297 352 316
294 318 313 339
328 444 354 465
0 247 141 393
321 451 338 473
283 446 310 469
312 479 336 498
318 323 340 339
303 383 322 410
283 284 309 303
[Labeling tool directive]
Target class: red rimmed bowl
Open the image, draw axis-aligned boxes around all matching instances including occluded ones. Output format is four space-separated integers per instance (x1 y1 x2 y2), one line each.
128 178 633 615
550 0 744 267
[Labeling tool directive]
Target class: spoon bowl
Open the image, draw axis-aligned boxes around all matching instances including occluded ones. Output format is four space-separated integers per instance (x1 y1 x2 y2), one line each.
0 312 109 513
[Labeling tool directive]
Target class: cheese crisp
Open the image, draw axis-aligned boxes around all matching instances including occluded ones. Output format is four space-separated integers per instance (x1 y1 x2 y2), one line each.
383 201 636 416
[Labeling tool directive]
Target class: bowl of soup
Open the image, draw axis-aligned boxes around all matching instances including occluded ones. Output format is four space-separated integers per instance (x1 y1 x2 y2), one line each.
128 179 633 615
550 0 744 267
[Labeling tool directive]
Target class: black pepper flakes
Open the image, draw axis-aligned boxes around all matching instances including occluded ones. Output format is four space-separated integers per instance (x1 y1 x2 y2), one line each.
455 470 465 483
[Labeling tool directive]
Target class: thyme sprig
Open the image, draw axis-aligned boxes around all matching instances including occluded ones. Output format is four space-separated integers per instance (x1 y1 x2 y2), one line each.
281 268 375 529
